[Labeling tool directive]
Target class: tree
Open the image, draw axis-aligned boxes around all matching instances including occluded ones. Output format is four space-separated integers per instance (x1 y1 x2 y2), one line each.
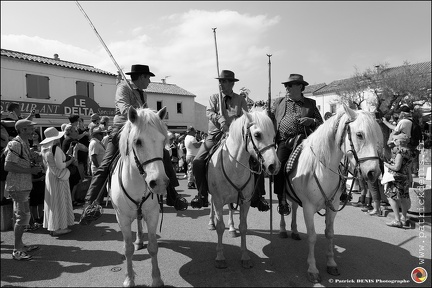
339 61 431 115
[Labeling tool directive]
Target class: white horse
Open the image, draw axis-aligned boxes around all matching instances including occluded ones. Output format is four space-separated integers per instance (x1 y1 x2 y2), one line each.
280 104 383 283
109 107 169 287
207 108 281 269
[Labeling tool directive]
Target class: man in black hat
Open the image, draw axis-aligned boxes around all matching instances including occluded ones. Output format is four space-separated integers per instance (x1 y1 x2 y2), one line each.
191 70 270 211
79 64 188 225
191 70 246 208
270 74 323 216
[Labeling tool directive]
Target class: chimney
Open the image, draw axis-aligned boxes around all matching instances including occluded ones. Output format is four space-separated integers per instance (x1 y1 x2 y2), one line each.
161 79 166 84
54 53 60 60
374 65 382 74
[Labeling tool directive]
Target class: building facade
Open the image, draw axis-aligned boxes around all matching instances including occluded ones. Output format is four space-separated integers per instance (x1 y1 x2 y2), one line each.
1 48 205 136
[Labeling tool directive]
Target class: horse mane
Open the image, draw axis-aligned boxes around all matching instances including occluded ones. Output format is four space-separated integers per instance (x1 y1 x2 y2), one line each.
228 107 275 141
297 107 383 175
118 108 168 158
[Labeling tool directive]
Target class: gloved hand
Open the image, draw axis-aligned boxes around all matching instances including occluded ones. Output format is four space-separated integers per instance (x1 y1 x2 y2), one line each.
220 124 229 133
298 117 315 126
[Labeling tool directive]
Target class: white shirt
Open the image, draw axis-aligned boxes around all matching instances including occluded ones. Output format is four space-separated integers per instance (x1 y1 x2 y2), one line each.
395 118 412 138
89 138 105 174
184 134 200 157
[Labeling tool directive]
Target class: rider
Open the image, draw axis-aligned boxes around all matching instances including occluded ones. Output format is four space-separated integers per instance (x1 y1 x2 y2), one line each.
79 64 188 225
191 70 270 211
270 74 323 216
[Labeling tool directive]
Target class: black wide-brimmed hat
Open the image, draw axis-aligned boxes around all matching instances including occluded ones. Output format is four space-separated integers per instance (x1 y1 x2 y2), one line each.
215 70 239 82
281 74 309 86
125 64 155 76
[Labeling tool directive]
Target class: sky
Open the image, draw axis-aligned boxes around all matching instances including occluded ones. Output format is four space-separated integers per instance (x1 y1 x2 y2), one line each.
1 1 431 106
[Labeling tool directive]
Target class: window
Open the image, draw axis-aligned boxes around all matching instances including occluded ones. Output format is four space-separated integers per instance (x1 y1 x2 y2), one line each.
177 102 182 114
76 81 95 99
157 101 163 111
26 74 50 99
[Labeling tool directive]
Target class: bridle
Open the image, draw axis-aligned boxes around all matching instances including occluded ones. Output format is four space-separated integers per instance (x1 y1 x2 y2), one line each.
312 115 380 214
222 122 276 209
119 145 164 223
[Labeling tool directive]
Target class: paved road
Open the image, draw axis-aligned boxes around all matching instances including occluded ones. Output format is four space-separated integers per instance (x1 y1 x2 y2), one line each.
1 174 431 287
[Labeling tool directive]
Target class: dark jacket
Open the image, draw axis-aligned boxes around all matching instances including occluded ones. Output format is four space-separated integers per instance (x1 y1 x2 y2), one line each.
271 96 323 142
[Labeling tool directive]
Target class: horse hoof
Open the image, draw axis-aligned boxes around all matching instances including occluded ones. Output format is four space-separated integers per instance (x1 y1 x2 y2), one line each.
279 231 288 238
307 272 321 283
229 230 237 238
134 242 144 250
327 266 340 276
208 223 216 230
215 259 228 269
241 259 253 269
291 233 301 240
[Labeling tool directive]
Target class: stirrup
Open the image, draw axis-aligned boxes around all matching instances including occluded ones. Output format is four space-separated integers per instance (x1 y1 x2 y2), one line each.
277 203 291 216
174 197 188 211
191 195 203 209
79 203 103 225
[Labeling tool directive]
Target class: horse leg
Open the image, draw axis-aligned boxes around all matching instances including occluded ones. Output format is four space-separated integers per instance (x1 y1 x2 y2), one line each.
279 213 288 238
303 205 321 283
146 212 164 287
119 222 136 287
239 204 253 268
228 207 236 238
208 198 216 230
214 203 227 269
134 218 145 250
290 201 301 240
325 209 340 276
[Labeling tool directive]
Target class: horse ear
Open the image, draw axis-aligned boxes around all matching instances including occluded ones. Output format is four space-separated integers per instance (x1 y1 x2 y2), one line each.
157 106 167 120
343 103 357 121
243 109 253 123
128 107 138 123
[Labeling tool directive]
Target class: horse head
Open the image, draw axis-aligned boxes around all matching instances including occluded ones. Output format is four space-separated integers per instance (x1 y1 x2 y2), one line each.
242 108 280 175
120 106 170 195
338 104 383 182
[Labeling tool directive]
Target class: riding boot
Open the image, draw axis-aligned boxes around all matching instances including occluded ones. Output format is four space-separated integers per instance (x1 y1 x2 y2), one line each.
277 192 291 216
351 195 365 207
361 197 373 211
191 158 208 209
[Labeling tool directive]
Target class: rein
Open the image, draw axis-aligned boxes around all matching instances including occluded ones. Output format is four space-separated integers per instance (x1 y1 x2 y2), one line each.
312 117 379 215
222 121 274 209
118 147 164 230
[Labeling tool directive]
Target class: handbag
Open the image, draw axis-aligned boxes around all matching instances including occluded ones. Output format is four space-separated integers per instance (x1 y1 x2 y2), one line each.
381 166 395 184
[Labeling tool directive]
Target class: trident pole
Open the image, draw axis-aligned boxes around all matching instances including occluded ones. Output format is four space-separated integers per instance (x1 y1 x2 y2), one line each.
75 1 133 92
267 54 273 247
212 28 224 116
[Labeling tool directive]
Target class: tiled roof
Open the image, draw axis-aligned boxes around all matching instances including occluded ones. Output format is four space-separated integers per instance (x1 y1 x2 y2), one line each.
313 78 352 95
304 83 327 94
146 82 195 96
1 48 117 76
381 61 431 77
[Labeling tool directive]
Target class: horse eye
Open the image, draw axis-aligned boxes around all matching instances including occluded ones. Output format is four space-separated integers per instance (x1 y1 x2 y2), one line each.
254 132 262 140
136 139 142 146
356 132 364 140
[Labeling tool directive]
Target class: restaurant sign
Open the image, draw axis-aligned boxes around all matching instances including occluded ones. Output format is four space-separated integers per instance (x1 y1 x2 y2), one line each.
1 95 115 116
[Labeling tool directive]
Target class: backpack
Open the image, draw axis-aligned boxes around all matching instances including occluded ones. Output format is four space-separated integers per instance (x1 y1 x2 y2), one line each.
409 119 422 148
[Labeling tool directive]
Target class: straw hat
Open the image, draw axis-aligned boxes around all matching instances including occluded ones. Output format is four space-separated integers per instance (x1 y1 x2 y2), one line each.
40 127 64 145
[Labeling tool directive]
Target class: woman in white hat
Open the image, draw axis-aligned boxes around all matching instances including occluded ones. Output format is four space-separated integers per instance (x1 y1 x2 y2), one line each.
40 127 76 236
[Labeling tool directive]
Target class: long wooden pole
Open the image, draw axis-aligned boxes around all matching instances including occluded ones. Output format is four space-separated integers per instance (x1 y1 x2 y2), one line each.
266 53 273 246
75 1 133 92
212 28 224 116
